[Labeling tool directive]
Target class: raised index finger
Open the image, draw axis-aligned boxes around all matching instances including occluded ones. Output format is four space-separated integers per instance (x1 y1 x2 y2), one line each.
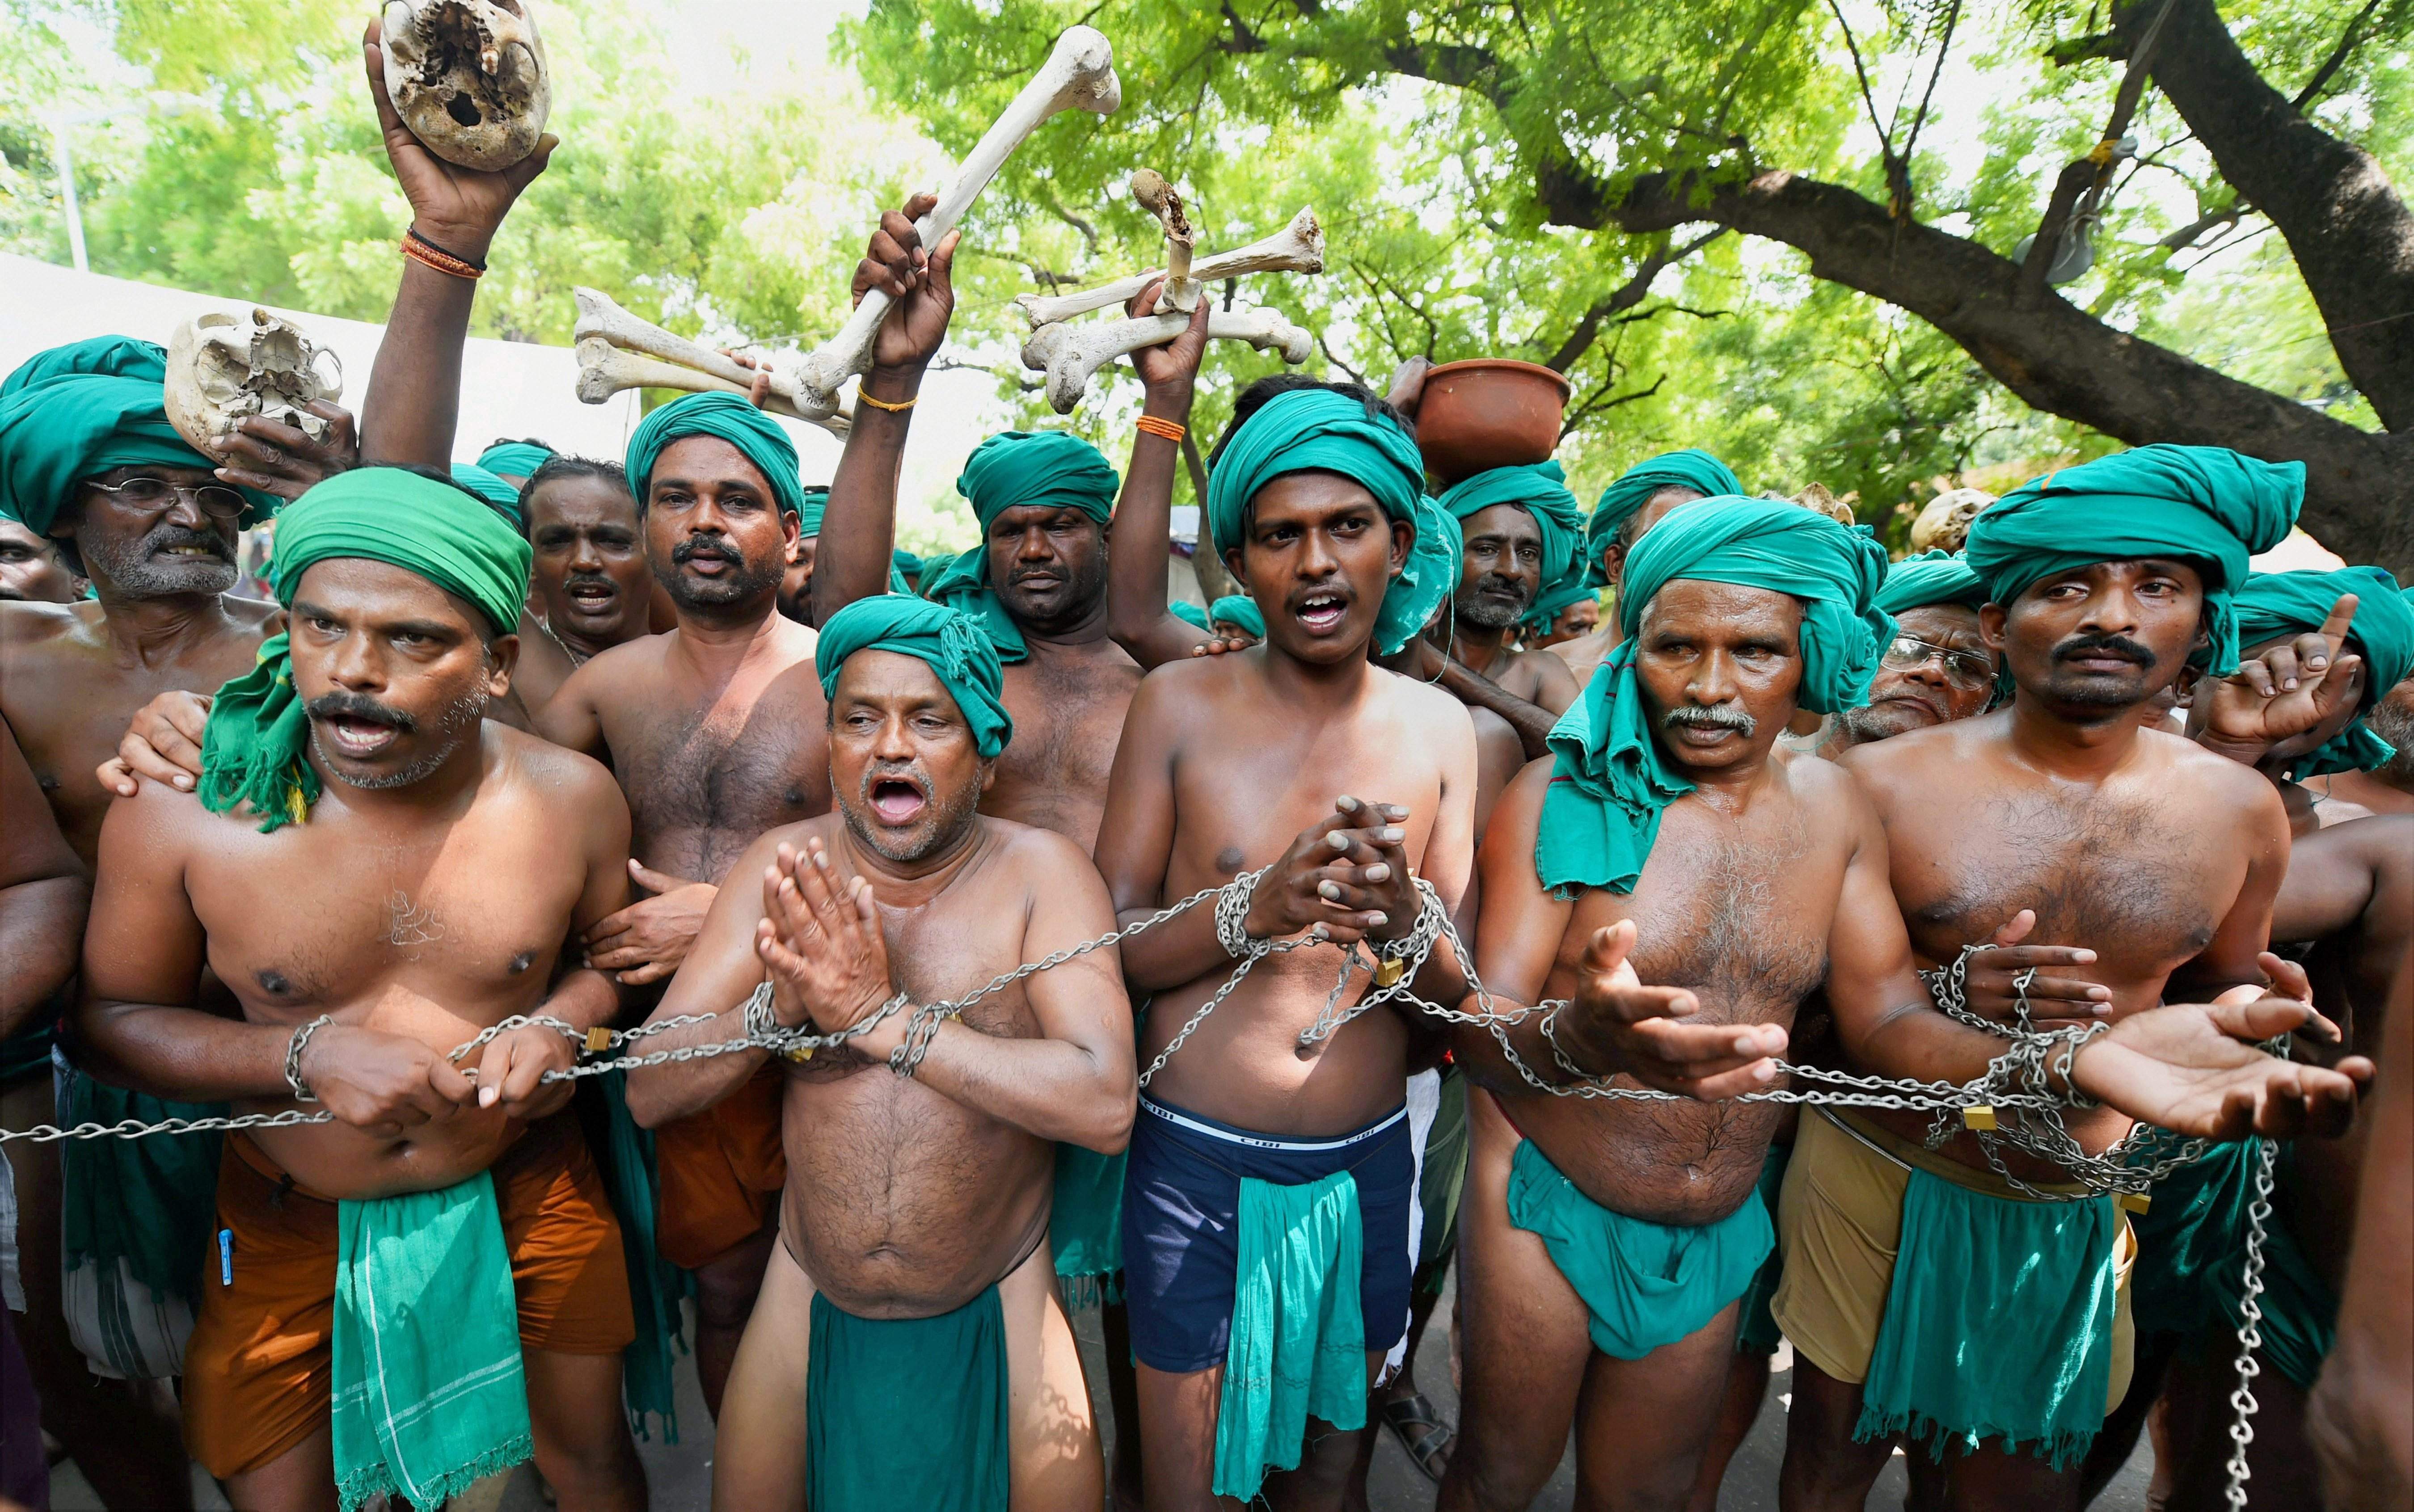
2316 592 2359 654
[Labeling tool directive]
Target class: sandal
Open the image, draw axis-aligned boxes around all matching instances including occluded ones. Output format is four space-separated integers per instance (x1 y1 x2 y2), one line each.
1379 1390 1455 1483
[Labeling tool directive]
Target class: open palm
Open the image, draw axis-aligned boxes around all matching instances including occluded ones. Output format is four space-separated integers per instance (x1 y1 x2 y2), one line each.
2075 995 2369 1139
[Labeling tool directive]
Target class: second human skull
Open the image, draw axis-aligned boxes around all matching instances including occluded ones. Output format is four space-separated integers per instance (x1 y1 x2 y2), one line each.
380 0 550 171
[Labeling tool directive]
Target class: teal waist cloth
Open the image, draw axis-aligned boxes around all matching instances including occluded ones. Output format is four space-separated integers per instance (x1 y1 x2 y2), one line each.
1505 1136 1773 1360
2128 1139 2335 1387
1215 1168 1368 1501
1737 1140 1794 1355
596 1069 692 1441
1856 1167 2119 1470
330 1170 533 1512
0 1017 55 1084
1052 1141 1127 1309
806 1283 1009 1512
58 1066 224 1304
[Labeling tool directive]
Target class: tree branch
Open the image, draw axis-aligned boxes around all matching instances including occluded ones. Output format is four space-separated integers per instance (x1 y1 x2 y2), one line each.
2290 0 2383 110
1539 227 1727 372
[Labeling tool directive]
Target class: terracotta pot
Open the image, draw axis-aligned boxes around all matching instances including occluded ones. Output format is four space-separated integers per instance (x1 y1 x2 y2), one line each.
1413 359 1571 484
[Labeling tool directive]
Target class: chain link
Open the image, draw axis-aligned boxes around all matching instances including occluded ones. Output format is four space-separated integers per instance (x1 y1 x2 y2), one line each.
2222 1136 2278 1510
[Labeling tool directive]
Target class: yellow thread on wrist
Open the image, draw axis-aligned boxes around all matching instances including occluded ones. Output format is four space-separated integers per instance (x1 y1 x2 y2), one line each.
856 389 917 413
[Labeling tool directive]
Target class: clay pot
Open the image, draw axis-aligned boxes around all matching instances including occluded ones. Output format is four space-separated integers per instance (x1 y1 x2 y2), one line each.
1413 359 1571 484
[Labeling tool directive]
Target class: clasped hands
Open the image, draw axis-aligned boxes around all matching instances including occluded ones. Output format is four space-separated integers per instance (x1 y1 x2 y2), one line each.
294 1016 574 1135
1246 796 1423 950
753 839 909 1055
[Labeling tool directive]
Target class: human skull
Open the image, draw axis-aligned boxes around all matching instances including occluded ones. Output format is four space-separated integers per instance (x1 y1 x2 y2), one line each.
380 0 550 172
163 308 343 457
1908 487 1995 554
1791 483 1858 526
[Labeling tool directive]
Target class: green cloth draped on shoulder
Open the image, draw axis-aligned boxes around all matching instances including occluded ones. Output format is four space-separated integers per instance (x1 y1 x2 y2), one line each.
475 441 553 481
197 468 532 833
450 463 523 525
1538 498 1891 895
1582 449 1741 587
1507 1138 1772 1359
1204 387 1459 656
919 430 1119 661
1966 445 2300 677
815 594 1013 758
2128 1139 2335 1387
1215 1169 1368 1501
2233 567 2414 775
1877 549 1988 614
0 335 277 531
331 1172 532 1512
807 1286 1009 1512
1209 594 1266 639
625 392 806 520
1440 460 1586 620
1856 1170 2121 1470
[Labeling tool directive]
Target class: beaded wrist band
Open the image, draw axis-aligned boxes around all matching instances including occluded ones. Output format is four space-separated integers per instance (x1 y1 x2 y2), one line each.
402 227 485 280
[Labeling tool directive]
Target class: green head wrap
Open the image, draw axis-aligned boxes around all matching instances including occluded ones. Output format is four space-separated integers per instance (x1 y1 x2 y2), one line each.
475 441 553 482
2233 567 2414 775
197 468 533 833
1204 388 1457 656
0 337 277 532
815 594 1013 759
450 463 523 526
1538 497 1891 895
1876 549 1989 615
918 431 1119 662
1170 600 1210 631
1967 445 2300 677
1209 594 1266 639
894 549 924 580
795 485 831 539
1440 460 1586 626
1524 581 1599 633
625 393 805 521
1582 449 1742 588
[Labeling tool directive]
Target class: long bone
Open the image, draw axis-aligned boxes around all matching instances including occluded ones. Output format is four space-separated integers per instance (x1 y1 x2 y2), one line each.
1014 208 1324 328
572 287 848 434
1023 308 1312 414
574 340 851 436
792 25 1120 412
1131 169 1196 313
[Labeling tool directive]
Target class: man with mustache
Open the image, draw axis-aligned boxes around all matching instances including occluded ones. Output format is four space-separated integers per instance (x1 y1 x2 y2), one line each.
1819 549 2001 754
1783 446 2323 1510
76 467 646 1512
1410 462 1587 758
0 517 86 603
1440 495 2364 1512
1553 449 1743 683
0 335 353 1510
519 456 652 668
623 594 1135 1512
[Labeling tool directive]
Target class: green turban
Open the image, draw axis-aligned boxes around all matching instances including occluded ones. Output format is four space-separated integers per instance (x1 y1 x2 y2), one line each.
2233 567 2414 775
625 393 805 521
1209 594 1267 639
1876 549 1988 615
815 594 1013 759
1170 600 1210 630
1204 388 1457 656
795 485 831 539
1524 581 1599 634
475 441 553 481
1582 449 1742 588
1537 497 1891 895
197 468 533 833
1967 445 2300 677
450 463 523 526
1440 460 1586 625
894 549 924 580
919 431 1119 662
0 337 276 532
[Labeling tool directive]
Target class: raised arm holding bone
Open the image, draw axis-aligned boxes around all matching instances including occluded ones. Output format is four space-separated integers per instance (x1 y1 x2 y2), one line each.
571 286 848 434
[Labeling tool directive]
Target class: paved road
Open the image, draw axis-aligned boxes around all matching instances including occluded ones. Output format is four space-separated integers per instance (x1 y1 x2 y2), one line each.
55 1276 2154 1509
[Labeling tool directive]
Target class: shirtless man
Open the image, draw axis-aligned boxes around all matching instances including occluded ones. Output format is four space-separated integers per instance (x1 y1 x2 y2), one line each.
0 333 351 1509
519 456 651 667
0 517 84 603
1525 587 1600 650
74 469 644 1512
1093 378 1479 1510
778 485 831 625
1785 444 2322 1510
623 594 1135 1511
2304 657 2414 816
1553 449 1741 683
1819 549 1999 755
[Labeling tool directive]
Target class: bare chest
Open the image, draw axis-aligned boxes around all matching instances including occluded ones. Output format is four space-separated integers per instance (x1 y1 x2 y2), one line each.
603 677 830 879
1169 722 1445 894
984 650 1140 848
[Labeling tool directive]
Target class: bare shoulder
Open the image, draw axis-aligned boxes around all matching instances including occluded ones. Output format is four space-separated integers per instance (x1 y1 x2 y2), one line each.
1126 652 1231 733
1378 665 1477 758
562 629 670 696
103 770 236 856
491 721 621 808
0 598 93 651
990 816 1107 887
1786 747 1882 840
2139 726 2287 831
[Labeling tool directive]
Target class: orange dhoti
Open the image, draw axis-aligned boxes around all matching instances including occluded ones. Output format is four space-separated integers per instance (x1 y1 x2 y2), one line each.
651 1061 787 1271
182 1113 635 1480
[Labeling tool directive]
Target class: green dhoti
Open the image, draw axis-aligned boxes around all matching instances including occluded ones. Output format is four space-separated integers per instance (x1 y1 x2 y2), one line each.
59 1064 222 1377
1735 1141 1793 1355
1215 1169 1368 1501
1507 1138 1773 1360
1052 1142 1127 1309
806 1284 1010 1512
595 1069 692 1440
2129 1139 2334 1387
331 1171 533 1512
1856 1168 2119 1469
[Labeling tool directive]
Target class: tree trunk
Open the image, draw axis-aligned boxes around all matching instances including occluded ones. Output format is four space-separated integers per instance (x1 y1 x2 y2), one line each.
2127 0 2414 431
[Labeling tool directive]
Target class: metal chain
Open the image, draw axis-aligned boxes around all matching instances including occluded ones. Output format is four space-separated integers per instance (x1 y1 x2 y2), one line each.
2222 1135 2279 1510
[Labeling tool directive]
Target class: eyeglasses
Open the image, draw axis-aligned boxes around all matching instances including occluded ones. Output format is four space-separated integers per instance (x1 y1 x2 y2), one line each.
84 476 247 521
1879 634 1996 689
